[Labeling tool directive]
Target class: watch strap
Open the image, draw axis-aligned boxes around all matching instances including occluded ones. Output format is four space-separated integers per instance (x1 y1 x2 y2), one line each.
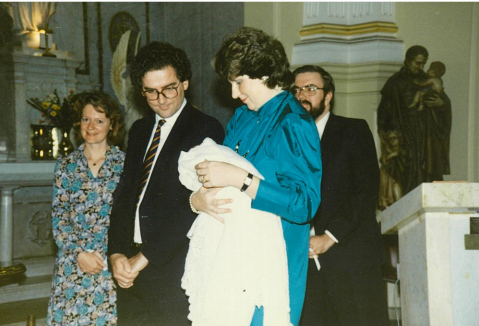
240 173 254 192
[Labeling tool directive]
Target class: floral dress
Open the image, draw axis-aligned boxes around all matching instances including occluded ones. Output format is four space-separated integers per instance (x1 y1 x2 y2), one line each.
47 144 125 326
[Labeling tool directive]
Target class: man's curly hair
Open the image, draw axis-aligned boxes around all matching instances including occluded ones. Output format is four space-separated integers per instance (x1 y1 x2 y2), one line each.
213 27 293 90
130 41 192 90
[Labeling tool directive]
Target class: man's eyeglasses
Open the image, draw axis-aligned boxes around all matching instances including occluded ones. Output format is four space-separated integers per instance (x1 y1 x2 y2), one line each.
292 85 324 97
141 82 181 100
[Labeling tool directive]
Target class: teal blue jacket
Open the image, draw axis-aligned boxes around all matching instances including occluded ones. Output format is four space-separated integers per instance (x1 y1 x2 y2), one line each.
224 91 322 325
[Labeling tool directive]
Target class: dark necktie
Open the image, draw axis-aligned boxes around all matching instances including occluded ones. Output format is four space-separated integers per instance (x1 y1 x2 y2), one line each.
136 119 166 205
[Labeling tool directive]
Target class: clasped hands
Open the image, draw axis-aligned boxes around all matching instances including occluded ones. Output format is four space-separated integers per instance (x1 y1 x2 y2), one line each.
110 252 149 288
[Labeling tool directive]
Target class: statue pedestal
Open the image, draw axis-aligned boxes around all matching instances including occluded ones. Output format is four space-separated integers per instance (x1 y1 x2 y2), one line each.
379 183 479 326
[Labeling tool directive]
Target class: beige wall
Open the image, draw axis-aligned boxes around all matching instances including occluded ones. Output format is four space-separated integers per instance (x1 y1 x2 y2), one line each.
245 2 479 183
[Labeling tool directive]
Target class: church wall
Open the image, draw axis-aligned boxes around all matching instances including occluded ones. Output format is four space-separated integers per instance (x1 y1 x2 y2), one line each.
50 2 243 129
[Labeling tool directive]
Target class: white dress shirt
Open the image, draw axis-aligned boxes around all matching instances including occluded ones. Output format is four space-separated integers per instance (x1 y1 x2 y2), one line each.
312 111 339 244
134 99 187 243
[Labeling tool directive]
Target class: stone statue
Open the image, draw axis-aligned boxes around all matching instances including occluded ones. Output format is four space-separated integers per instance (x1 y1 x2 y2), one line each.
379 130 406 209
409 61 446 112
4 2 56 34
377 45 452 209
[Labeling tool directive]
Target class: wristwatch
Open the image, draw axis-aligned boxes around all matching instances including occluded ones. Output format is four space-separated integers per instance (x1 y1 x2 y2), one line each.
241 173 254 192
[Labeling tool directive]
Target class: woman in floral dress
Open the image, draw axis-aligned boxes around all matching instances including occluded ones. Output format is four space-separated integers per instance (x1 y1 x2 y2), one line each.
47 91 125 326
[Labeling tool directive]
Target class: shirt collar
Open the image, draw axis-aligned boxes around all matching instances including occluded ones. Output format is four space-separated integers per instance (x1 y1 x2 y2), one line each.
155 98 187 126
316 111 330 140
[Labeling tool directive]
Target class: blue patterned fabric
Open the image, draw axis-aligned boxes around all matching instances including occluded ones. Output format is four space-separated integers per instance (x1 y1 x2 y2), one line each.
47 144 125 326
224 91 322 325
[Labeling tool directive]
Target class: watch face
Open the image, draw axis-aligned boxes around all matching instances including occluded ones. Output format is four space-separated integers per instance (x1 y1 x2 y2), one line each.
108 11 141 63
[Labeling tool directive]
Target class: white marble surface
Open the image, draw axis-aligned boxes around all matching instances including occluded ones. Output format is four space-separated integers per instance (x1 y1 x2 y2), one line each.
0 162 55 265
0 162 56 187
292 38 404 65
302 2 396 26
380 182 479 233
379 183 479 326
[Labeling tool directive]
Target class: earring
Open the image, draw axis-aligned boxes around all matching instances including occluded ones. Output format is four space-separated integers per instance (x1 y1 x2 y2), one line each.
261 76 269 83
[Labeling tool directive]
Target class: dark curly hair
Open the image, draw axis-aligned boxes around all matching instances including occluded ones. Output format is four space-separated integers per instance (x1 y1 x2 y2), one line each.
130 41 192 90
292 65 336 111
213 27 293 90
73 90 125 147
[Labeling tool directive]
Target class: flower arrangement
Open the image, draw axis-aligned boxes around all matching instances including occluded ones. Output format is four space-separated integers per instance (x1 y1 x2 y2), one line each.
27 89 78 129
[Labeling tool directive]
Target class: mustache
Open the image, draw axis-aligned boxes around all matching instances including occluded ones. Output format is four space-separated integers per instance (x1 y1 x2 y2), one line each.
300 100 312 108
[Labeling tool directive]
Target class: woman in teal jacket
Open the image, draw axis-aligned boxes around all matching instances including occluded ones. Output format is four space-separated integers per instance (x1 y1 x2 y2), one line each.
192 27 322 326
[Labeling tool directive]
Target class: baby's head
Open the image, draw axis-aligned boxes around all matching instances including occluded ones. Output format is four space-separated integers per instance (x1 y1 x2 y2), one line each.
428 61 446 78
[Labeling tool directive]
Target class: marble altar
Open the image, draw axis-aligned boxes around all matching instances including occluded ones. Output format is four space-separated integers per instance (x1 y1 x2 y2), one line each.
379 182 479 326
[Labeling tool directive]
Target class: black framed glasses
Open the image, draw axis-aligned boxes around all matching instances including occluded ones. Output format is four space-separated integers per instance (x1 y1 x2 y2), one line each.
141 82 181 100
292 85 324 97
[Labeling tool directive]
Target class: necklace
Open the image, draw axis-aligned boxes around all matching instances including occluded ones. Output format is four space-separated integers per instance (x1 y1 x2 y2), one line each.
235 140 249 158
85 153 105 167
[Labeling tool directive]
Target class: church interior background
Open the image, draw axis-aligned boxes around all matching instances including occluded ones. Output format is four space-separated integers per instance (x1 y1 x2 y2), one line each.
0 2 478 325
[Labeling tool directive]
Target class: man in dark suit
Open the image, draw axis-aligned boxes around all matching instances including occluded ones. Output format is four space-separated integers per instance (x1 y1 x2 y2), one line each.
108 42 225 325
292 65 389 326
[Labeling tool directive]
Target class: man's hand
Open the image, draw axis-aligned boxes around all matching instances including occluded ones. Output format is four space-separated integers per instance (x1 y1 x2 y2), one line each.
128 252 149 274
77 251 105 275
309 234 335 257
110 253 139 288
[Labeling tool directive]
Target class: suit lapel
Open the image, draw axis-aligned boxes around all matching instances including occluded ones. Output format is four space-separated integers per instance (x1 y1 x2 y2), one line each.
320 113 339 155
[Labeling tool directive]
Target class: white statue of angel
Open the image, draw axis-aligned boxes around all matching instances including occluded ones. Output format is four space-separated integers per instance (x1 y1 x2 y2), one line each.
111 29 143 148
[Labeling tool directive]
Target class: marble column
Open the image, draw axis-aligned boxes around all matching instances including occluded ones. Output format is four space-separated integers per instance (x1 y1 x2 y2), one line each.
0 187 17 266
292 2 404 65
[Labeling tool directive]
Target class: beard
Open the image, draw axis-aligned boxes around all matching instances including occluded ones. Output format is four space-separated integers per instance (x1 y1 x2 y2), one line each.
300 98 326 120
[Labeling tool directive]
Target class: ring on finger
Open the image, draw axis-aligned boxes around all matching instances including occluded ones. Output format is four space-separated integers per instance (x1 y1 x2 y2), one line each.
200 175 205 183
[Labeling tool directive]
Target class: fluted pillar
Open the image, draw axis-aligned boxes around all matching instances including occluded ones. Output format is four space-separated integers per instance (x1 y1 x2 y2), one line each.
0 187 17 266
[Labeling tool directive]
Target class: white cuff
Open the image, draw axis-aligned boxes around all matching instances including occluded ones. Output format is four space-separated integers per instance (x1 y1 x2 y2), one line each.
325 230 339 243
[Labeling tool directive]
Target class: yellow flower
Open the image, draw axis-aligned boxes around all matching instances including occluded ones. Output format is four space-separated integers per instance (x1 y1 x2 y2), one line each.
50 111 57 117
42 102 50 109
52 104 61 110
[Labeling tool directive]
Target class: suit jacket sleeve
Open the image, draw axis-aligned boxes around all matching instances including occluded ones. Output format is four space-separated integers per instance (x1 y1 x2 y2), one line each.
108 119 149 257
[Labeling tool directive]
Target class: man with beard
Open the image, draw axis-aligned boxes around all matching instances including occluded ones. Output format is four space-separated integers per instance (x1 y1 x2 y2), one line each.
292 65 389 326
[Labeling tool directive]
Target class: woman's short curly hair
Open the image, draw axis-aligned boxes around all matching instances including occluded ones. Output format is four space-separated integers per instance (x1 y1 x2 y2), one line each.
73 91 125 147
130 41 192 90
213 27 293 90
